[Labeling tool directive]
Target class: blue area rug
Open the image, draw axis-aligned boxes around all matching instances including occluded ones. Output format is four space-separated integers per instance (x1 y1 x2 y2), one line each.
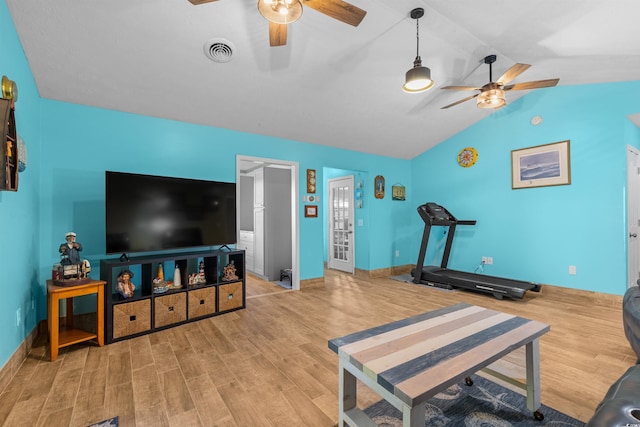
364 375 584 426
87 416 118 427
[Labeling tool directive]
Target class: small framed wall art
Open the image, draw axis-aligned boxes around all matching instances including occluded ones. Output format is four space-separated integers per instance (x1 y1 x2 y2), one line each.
391 184 406 201
304 205 318 218
374 175 385 199
306 169 316 193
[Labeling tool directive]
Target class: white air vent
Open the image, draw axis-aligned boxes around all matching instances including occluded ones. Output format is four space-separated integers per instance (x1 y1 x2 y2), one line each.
204 38 235 63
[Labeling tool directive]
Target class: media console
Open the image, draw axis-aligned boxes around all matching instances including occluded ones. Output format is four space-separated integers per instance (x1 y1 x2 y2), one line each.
100 249 245 343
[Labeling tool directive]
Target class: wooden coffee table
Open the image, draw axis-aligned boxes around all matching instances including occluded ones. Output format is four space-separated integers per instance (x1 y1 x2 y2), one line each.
328 303 550 426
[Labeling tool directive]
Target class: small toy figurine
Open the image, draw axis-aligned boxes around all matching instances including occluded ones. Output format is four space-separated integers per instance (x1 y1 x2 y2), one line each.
222 261 239 281
116 269 136 299
173 265 182 288
59 232 83 265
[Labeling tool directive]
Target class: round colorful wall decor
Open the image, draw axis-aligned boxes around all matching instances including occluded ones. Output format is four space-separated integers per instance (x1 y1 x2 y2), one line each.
457 147 478 168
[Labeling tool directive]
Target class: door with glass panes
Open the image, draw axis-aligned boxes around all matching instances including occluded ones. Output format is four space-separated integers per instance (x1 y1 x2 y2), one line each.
328 176 354 273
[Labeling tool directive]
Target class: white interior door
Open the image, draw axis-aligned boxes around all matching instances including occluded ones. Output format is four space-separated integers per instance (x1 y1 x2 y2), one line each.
628 146 640 288
328 176 354 273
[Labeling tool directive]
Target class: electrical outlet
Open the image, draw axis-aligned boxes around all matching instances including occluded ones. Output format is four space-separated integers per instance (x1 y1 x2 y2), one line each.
482 256 493 265
16 308 21 327
569 265 576 275
395 250 400 257
31 297 35 310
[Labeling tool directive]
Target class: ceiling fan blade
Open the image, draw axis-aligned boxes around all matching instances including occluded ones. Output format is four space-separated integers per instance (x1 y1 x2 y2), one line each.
187 0 218 4
303 0 367 27
440 85 480 91
496 63 531 85
269 22 287 47
504 78 560 91
441 93 479 109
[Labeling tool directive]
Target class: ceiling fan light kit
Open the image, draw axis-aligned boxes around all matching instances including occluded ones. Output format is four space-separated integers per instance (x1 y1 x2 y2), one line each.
477 86 505 109
258 0 303 24
402 8 434 94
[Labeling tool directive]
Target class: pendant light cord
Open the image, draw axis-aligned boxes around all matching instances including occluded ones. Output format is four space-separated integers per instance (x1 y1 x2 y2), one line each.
415 17 420 58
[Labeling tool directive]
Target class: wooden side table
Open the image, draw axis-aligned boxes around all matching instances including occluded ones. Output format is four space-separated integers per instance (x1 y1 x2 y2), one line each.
47 279 106 361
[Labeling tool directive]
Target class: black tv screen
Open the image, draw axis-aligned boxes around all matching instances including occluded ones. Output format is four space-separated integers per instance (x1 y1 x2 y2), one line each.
105 171 236 254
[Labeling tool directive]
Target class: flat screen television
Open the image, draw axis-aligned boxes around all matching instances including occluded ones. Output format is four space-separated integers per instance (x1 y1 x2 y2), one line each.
105 171 236 255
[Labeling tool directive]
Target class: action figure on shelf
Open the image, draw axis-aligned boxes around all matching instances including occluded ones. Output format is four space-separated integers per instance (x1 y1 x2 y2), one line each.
59 232 83 265
222 261 238 281
116 269 136 299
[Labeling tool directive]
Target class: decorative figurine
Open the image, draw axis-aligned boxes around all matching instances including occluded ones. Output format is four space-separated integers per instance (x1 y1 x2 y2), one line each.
173 265 182 288
188 270 207 286
152 277 167 293
56 232 91 281
188 260 207 286
116 269 136 299
222 261 238 281
59 232 83 265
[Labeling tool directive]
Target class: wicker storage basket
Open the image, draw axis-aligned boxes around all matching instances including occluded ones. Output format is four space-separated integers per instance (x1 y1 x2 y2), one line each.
188 287 216 319
154 292 187 328
113 299 151 339
218 281 243 312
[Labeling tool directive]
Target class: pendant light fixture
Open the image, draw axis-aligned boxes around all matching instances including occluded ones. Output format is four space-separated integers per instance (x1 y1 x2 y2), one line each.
402 8 434 93
258 0 303 25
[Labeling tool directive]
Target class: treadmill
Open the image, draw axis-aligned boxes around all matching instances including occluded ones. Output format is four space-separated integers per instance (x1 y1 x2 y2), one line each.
412 202 541 300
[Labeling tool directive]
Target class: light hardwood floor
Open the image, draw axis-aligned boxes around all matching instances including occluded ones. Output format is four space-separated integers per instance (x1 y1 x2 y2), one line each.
0 270 635 426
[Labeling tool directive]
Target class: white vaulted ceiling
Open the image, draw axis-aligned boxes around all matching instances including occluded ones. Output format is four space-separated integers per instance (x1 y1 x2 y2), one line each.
6 0 640 159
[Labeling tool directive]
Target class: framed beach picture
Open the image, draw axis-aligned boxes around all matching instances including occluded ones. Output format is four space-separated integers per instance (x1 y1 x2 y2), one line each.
511 140 571 189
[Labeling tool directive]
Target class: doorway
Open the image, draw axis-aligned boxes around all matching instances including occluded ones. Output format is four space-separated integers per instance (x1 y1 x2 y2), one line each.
236 155 300 292
327 176 355 273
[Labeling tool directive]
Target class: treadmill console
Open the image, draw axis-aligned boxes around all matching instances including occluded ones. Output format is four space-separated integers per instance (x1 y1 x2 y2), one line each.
425 203 450 221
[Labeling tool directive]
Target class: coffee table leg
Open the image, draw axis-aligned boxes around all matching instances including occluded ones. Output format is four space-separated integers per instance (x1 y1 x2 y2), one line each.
525 338 541 412
402 403 423 427
339 359 357 426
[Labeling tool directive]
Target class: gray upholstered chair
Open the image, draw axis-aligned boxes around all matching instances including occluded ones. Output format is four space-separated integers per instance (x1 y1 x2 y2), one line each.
586 285 640 426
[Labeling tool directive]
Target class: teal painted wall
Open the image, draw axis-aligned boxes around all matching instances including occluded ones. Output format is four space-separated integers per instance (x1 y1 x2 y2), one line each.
1 0 43 372
409 82 640 295
35 102 411 289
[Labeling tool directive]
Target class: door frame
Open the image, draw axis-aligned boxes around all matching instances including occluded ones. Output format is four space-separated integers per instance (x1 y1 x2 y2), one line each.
627 145 640 289
327 175 355 274
236 155 300 291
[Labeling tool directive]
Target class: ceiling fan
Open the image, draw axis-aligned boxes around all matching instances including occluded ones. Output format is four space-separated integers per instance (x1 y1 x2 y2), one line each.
441 55 559 110
188 0 367 47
